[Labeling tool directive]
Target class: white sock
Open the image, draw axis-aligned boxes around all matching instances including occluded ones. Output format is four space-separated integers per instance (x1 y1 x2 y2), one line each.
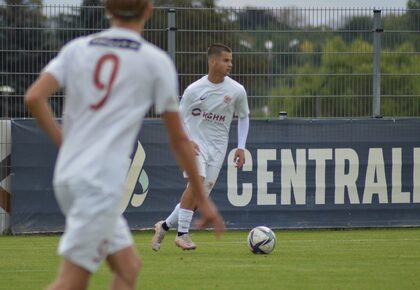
178 208 194 233
165 203 180 228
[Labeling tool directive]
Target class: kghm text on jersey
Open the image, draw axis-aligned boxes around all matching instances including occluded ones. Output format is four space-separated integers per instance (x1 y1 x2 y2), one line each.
89 37 141 51
203 111 226 122
191 108 227 122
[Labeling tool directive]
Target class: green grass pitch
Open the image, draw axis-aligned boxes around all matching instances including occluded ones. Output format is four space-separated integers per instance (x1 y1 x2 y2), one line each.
1 228 420 290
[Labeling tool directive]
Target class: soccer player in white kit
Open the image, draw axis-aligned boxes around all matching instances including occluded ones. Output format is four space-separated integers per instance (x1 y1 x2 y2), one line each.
152 43 250 251
24 1 224 289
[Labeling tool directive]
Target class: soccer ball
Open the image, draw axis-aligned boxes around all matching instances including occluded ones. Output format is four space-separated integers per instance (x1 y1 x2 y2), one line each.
247 226 276 254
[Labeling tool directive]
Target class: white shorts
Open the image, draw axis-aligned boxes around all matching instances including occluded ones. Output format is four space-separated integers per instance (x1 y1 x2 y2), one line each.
183 153 222 196
54 181 133 272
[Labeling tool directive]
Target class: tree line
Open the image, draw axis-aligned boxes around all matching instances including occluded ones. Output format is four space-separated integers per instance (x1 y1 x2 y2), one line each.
1 0 419 117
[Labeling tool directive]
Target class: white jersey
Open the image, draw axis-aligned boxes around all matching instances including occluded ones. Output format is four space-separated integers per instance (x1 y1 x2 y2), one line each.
44 27 179 194
180 75 249 167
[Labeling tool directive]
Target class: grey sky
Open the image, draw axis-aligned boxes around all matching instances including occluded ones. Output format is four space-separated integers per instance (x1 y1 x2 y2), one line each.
43 0 409 9
218 0 407 8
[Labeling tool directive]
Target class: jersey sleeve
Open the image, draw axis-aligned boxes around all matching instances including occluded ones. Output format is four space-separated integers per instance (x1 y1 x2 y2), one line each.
43 40 77 88
178 86 193 136
235 86 250 118
153 55 179 114
179 86 193 117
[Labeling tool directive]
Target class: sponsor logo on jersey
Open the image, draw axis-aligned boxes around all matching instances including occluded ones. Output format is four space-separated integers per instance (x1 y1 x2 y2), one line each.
224 95 232 104
192 108 202 116
192 108 226 123
202 111 226 122
89 37 141 51
199 94 208 101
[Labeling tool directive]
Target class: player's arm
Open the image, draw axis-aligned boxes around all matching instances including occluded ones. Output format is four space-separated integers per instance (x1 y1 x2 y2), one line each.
162 111 225 236
162 111 199 186
24 73 62 147
234 115 249 168
234 86 250 168
25 40 75 147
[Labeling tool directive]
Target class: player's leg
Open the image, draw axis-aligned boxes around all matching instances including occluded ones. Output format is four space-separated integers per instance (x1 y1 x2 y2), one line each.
107 246 141 290
151 154 206 251
151 182 201 251
106 217 141 290
47 259 90 290
175 165 221 250
151 203 180 251
50 182 122 288
174 183 198 250
165 203 181 228
48 183 92 290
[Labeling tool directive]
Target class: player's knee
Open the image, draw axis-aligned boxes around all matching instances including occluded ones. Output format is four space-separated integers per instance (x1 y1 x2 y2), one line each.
115 255 142 286
129 256 142 285
132 255 142 275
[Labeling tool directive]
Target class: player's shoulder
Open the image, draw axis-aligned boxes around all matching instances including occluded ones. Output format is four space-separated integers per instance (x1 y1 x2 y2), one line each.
135 42 176 80
140 41 173 65
53 35 92 61
60 31 113 57
225 76 247 95
185 76 207 92
61 34 90 51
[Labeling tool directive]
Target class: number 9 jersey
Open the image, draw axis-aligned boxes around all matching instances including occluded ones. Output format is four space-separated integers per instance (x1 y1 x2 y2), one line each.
44 27 179 194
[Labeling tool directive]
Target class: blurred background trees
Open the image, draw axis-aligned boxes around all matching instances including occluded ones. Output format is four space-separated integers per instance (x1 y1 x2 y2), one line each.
0 0 48 117
1 0 420 118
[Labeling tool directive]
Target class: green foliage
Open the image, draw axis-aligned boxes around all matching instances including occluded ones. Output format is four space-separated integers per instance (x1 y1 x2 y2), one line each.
407 0 420 9
267 35 420 118
1 2 420 117
50 0 109 48
152 1 274 96
340 16 373 44
0 0 51 117
81 0 109 33
381 42 420 116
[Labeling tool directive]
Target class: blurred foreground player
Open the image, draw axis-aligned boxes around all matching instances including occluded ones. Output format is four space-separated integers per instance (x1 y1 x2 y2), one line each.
25 1 224 289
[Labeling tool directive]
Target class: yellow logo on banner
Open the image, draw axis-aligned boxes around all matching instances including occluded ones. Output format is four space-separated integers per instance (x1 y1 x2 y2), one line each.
120 141 149 213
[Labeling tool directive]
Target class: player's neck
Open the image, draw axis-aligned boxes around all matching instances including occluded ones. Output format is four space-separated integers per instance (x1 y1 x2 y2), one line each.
111 19 146 34
207 72 225 84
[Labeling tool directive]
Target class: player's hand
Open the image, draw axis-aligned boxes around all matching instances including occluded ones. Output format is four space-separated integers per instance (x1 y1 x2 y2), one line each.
234 148 245 168
191 141 200 155
195 198 225 238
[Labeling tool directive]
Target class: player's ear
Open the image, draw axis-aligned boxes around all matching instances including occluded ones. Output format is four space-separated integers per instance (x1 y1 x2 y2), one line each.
208 55 215 67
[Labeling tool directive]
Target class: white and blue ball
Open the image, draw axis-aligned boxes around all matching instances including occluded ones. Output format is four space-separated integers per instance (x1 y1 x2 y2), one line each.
247 226 276 254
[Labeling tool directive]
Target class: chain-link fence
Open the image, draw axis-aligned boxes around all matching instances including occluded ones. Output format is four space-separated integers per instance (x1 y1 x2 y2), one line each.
1 4 420 119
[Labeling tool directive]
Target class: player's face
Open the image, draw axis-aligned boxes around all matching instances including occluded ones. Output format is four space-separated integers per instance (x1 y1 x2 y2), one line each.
213 51 232 76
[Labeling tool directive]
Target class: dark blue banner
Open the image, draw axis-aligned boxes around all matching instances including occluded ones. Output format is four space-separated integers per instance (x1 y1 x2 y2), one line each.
10 119 420 233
